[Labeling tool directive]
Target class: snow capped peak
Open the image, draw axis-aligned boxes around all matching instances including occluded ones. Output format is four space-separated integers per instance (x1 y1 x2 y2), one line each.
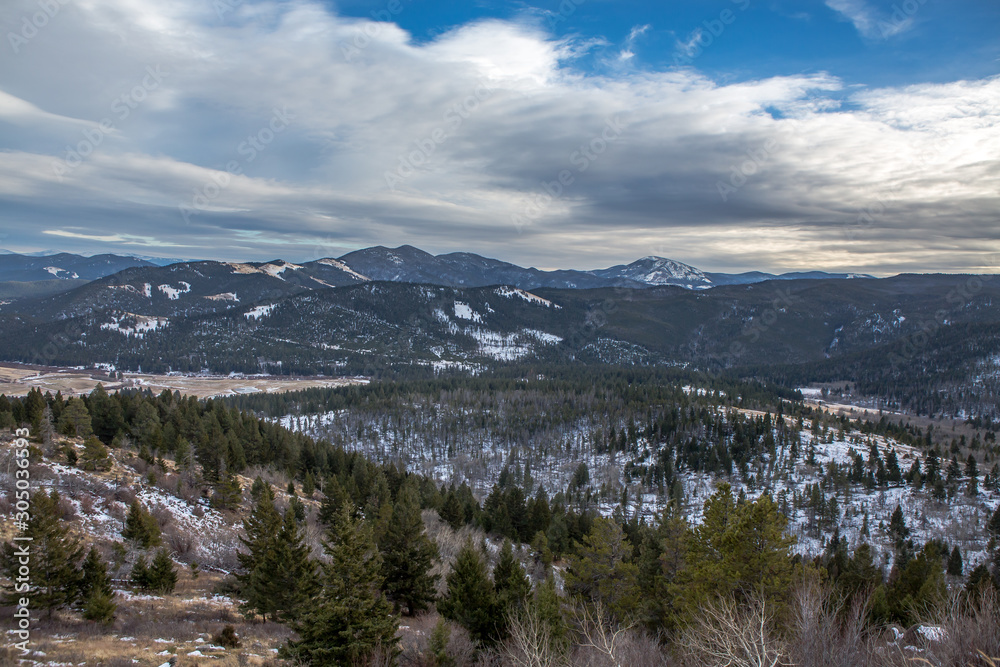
595 256 711 287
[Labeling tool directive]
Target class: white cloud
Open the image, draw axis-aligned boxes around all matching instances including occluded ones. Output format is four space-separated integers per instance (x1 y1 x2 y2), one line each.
0 0 997 274
825 0 914 39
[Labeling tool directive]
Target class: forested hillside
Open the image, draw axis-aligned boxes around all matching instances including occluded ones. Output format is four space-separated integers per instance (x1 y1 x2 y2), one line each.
4 379 995 664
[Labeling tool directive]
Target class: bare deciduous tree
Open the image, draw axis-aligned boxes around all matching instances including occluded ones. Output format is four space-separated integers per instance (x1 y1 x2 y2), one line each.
678 592 790 667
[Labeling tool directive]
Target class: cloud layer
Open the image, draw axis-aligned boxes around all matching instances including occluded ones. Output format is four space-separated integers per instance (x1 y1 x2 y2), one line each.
0 0 998 274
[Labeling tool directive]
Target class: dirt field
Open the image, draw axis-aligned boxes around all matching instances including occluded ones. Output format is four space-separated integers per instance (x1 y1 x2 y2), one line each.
0 363 367 398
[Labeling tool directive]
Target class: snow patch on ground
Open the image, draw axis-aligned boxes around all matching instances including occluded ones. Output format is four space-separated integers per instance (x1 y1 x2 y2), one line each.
317 258 370 281
454 301 482 322
494 286 560 308
158 282 191 300
100 313 169 338
245 304 277 320
205 292 239 302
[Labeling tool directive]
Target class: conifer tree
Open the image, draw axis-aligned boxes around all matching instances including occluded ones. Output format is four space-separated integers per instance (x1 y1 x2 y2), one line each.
80 436 112 471
440 491 464 530
58 397 93 437
130 555 151 591
148 548 178 594
493 539 531 638
282 504 398 665
122 500 161 548
564 517 640 622
237 481 283 620
262 510 317 623
680 485 795 617
947 545 963 576
79 546 114 601
1 490 84 618
439 538 498 644
379 484 439 615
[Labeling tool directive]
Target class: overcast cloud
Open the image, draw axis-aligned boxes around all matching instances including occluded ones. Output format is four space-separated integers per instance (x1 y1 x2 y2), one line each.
0 0 998 274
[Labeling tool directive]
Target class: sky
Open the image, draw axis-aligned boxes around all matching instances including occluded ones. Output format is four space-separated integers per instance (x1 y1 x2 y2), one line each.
0 0 998 274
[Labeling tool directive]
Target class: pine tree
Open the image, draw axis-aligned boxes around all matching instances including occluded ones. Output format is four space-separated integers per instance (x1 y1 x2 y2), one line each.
122 500 161 548
440 491 464 530
379 484 439 616
947 546 963 576
888 505 910 551
130 555 151 591
148 548 178 594
80 436 111 471
680 485 796 617
58 397 93 437
79 546 114 601
282 504 398 665
439 538 498 644
237 482 283 620
564 517 640 622
212 472 242 510
1 490 85 618
990 505 1000 539
493 539 531 638
262 510 318 623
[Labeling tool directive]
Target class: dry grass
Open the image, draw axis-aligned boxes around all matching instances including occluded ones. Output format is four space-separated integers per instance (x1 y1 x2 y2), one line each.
13 569 292 666
0 362 365 398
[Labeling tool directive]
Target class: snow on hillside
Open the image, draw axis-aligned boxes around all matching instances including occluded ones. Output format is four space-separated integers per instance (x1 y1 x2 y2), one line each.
158 282 191 300
317 258 370 281
101 313 169 337
495 286 561 308
204 292 239 302
244 304 276 320
454 301 482 322
282 409 998 568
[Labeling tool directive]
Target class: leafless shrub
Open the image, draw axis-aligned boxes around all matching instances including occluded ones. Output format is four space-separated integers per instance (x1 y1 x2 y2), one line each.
151 503 173 529
677 593 790 667
786 582 889 667
114 485 136 505
568 601 649 667
57 494 77 520
502 606 569 667
80 493 95 515
164 524 197 558
918 589 1000 666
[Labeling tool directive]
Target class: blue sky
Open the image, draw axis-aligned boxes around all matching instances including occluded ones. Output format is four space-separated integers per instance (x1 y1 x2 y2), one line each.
0 0 997 273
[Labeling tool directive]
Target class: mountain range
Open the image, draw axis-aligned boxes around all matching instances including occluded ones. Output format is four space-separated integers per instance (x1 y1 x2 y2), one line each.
0 245 873 291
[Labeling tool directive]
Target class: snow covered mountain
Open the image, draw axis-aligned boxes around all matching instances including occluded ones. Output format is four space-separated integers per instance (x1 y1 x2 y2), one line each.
590 256 713 289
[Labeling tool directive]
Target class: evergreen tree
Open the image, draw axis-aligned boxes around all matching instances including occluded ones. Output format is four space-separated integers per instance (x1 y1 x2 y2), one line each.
440 491 464 530
122 501 161 548
263 510 318 623
947 546 963 576
493 539 531 638
80 436 112 471
79 546 114 601
130 555 151 591
58 397 93 437
282 504 398 665
212 472 242 510
148 549 178 594
1 490 84 618
990 505 1000 540
379 484 439 616
680 485 796 617
888 505 910 551
439 538 497 644
563 517 640 622
237 482 283 620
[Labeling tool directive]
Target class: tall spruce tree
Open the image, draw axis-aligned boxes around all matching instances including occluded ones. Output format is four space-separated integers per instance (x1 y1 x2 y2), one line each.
493 539 531 638
263 509 318 623
439 538 497 644
379 484 439 616
1 490 84 618
282 504 398 666
237 482 283 620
